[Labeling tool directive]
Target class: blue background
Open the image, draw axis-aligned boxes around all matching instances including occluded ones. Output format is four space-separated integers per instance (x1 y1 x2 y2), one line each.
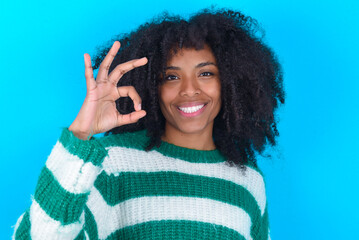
1 0 358 239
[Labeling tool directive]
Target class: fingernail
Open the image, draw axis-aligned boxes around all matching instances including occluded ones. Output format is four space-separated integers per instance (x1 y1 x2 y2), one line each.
138 104 142 110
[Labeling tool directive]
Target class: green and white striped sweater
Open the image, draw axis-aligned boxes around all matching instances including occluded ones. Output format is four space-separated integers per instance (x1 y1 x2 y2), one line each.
13 128 270 240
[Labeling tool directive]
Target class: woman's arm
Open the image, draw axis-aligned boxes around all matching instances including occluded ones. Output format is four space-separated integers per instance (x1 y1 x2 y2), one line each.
256 203 270 240
13 41 148 239
13 128 107 239
251 168 270 240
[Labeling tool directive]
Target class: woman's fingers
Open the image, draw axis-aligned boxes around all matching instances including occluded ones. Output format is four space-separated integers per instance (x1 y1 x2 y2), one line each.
97 41 121 80
116 86 143 111
84 53 96 91
117 110 146 126
108 57 148 85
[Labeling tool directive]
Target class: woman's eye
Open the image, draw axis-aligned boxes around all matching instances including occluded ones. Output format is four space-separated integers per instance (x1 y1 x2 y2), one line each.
200 72 214 77
165 75 179 81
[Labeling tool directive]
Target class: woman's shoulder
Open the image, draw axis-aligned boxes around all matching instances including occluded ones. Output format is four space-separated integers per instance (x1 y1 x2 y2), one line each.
244 161 265 179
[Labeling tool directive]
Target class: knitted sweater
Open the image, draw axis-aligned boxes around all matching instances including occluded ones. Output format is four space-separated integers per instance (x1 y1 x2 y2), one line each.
13 128 270 240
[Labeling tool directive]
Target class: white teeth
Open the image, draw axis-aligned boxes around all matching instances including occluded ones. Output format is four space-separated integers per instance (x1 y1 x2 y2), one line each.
178 104 205 113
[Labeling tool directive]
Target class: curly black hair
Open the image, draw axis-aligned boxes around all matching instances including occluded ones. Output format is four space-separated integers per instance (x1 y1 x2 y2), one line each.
92 8 285 168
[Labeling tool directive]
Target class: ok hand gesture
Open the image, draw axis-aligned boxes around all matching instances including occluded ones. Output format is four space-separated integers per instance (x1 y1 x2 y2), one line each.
69 41 147 140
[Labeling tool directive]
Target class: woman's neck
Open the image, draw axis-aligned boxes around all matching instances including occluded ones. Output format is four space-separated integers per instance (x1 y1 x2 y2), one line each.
161 123 216 150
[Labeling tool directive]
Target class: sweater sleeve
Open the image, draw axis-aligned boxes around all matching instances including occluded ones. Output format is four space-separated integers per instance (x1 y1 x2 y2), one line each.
249 164 270 240
13 128 107 240
257 203 270 240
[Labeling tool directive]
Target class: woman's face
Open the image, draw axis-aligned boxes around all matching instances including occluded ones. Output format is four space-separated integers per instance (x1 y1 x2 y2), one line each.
159 45 221 136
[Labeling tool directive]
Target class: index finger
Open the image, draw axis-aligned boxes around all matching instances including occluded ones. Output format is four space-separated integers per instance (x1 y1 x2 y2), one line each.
97 41 121 80
109 57 148 85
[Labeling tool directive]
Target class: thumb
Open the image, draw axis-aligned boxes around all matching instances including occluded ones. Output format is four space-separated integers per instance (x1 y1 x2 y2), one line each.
116 110 147 126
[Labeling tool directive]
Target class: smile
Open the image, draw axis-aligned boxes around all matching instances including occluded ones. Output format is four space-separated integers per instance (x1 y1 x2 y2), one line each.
178 104 205 113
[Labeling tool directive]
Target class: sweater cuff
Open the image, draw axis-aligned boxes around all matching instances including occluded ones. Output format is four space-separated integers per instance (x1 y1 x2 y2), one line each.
59 128 107 166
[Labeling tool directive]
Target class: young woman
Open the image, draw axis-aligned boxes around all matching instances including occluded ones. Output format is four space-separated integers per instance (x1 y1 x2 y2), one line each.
13 8 285 240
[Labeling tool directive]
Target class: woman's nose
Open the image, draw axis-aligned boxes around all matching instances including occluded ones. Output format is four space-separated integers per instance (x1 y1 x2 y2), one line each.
179 78 201 97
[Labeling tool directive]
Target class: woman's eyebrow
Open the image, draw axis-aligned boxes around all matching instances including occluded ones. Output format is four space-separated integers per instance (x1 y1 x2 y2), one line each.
165 62 217 70
196 62 217 68
165 66 180 70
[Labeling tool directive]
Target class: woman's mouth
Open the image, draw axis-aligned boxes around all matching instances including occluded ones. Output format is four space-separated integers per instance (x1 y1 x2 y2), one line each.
177 104 207 117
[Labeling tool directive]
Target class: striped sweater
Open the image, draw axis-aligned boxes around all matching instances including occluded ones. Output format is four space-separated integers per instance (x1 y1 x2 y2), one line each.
13 128 270 240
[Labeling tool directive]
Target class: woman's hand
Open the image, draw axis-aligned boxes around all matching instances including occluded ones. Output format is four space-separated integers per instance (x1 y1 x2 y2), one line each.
69 41 147 140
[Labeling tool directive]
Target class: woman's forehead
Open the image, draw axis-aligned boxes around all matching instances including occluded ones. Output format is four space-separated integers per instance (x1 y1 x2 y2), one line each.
166 45 216 66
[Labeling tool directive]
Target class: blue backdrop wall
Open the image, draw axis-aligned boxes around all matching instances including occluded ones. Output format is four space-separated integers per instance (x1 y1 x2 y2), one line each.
1 0 358 239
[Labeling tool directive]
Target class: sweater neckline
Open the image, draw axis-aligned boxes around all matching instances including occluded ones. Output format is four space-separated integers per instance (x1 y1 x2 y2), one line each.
154 139 227 164
102 129 227 164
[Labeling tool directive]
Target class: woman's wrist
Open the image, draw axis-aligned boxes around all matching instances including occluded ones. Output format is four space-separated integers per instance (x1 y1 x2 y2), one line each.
68 122 91 140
